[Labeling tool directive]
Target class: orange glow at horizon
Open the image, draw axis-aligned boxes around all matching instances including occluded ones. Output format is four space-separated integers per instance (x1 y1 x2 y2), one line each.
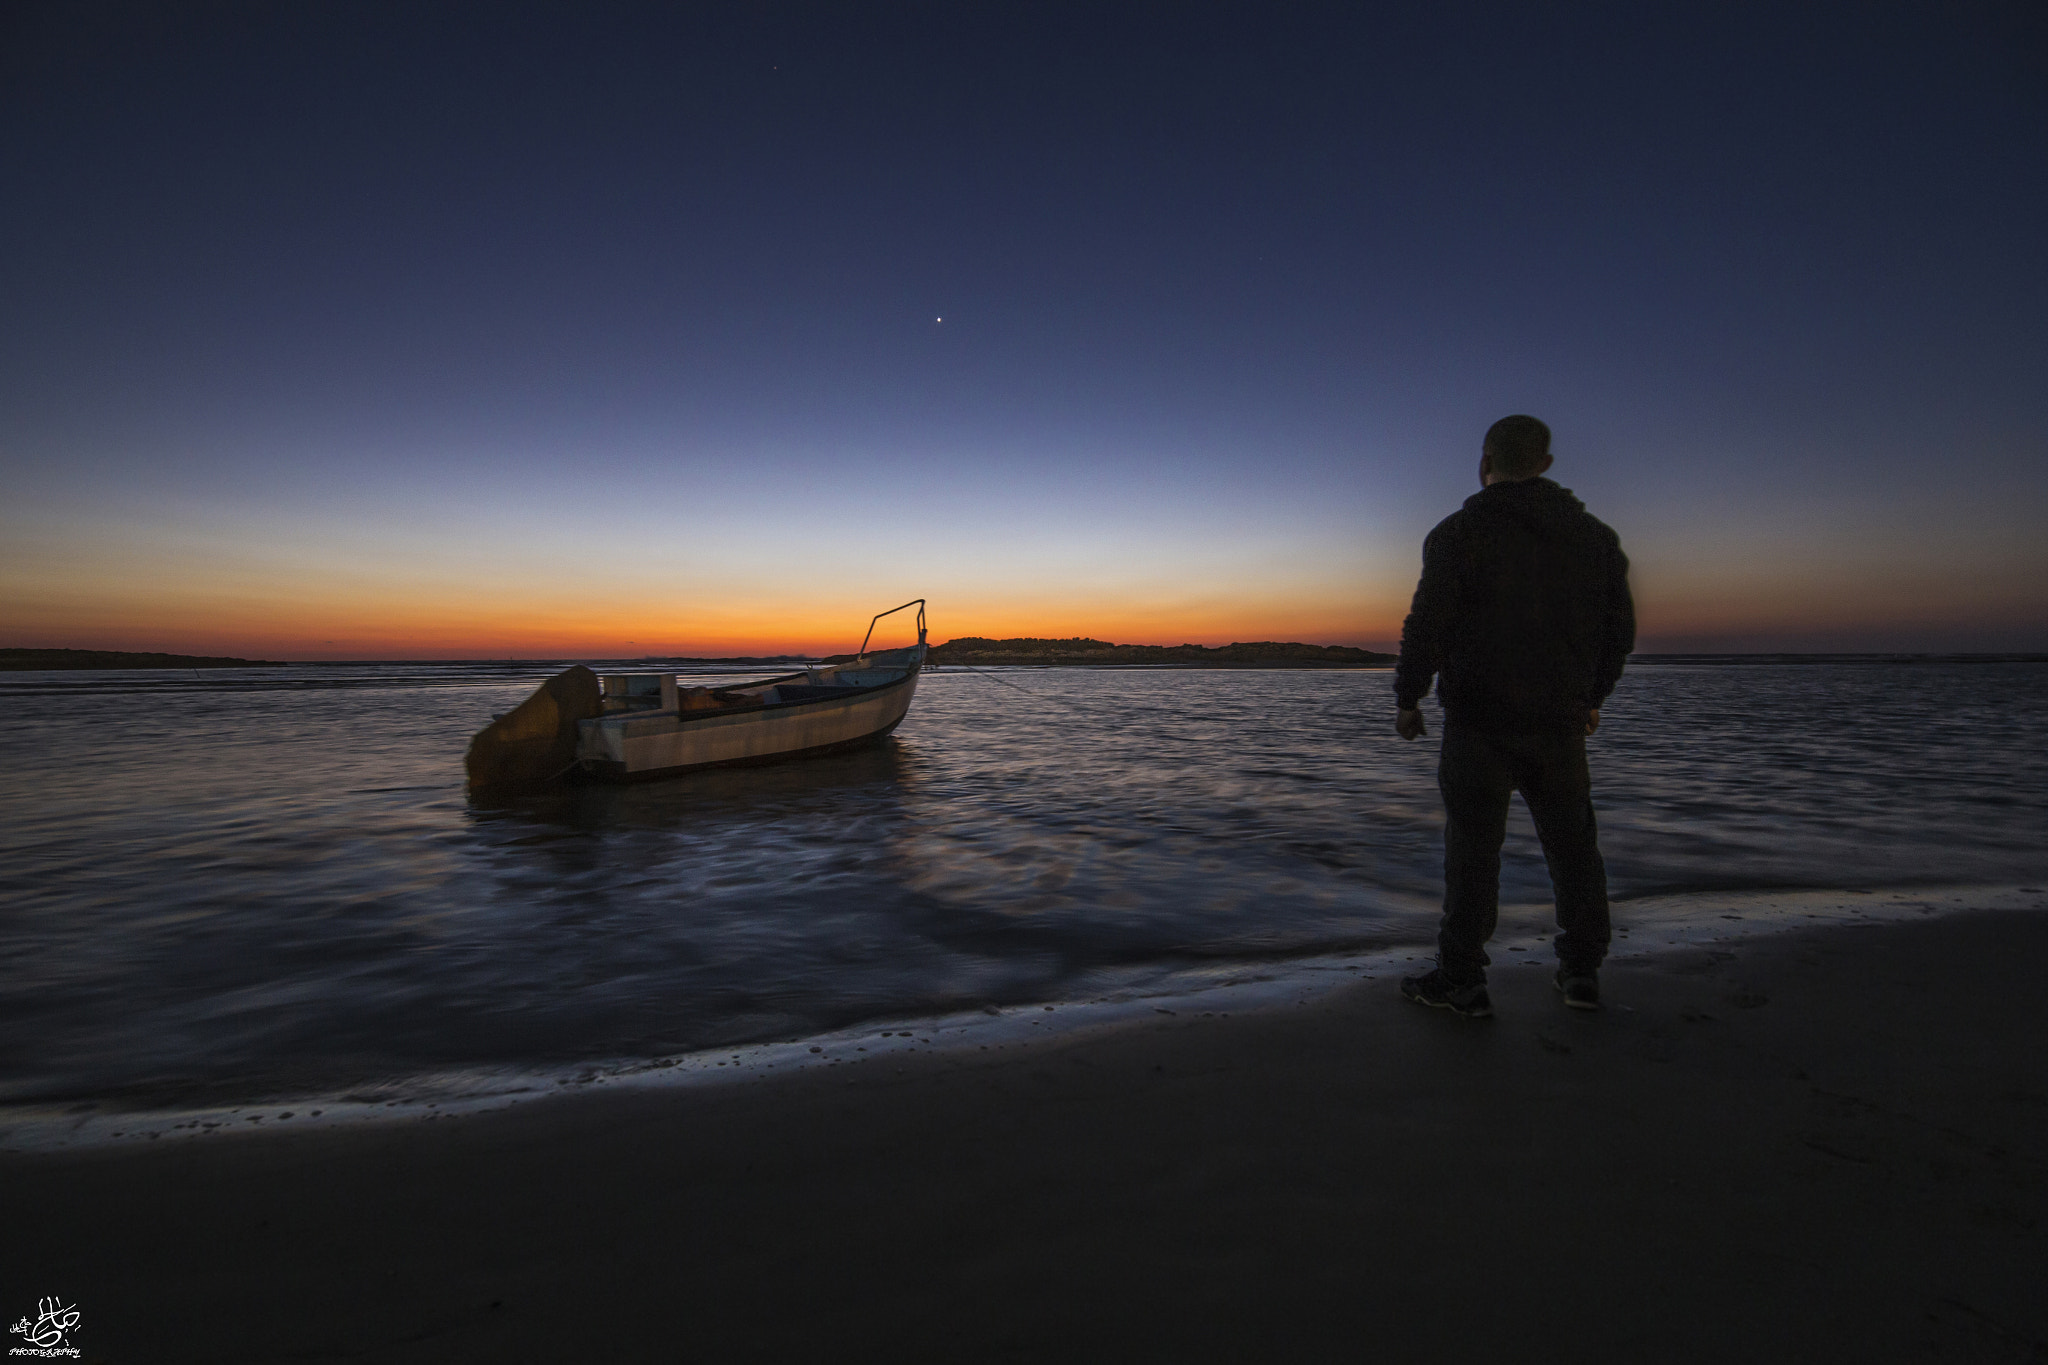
7 513 2043 659
8 573 2043 660
0 600 1412 660
0 571 1406 657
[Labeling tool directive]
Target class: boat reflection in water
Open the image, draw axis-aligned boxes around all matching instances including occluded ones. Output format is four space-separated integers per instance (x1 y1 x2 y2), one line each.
470 737 917 832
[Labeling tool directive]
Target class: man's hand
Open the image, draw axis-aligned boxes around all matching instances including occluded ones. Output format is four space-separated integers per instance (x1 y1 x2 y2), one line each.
1396 706 1427 740
1585 709 1600 736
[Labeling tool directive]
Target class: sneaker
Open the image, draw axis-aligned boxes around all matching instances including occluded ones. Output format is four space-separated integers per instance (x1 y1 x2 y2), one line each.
1401 969 1493 1018
1554 968 1600 1010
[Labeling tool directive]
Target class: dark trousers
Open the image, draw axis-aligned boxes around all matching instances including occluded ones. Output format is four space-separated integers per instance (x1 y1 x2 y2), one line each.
1436 722 1610 982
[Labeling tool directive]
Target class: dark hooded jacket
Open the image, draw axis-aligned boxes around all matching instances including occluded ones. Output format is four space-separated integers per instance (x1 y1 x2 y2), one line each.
1394 477 1634 732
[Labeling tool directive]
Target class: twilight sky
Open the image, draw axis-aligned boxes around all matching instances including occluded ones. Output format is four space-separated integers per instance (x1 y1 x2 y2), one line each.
4 2 2044 657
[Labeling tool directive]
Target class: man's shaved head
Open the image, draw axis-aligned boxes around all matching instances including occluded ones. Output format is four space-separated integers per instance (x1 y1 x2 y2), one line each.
1483 415 1552 481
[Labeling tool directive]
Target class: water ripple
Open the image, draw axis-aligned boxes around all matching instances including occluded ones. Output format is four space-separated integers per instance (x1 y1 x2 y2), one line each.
2 661 2045 1106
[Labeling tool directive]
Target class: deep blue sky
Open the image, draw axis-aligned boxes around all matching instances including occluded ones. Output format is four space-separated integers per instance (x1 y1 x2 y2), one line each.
4 2 2044 655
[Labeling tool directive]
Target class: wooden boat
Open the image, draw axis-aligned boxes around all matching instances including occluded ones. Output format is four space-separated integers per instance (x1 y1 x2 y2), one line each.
466 600 926 792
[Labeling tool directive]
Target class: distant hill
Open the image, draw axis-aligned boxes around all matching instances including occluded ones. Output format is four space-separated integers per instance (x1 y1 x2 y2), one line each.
924 637 1395 668
0 648 285 671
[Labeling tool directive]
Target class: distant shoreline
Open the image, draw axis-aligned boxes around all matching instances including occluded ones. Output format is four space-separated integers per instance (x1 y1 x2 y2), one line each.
923 637 1397 668
1628 652 2048 666
5 644 2040 671
0 648 286 671
920 652 2048 670
919 642 2048 669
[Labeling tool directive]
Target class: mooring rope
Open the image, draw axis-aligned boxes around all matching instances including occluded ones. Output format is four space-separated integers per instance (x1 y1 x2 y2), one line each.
946 662 1043 695
935 662 1143 725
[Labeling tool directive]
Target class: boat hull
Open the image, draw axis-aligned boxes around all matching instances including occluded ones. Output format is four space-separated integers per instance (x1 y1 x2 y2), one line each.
575 669 919 782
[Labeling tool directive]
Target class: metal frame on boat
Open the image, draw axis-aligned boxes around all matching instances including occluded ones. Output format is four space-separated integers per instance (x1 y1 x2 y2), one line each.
574 599 926 783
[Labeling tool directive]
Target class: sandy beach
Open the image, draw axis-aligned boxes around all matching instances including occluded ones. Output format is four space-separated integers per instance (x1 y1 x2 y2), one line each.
4 906 2045 1363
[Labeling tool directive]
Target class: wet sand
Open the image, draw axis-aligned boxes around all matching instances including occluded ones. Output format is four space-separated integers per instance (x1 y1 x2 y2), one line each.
4 908 2045 1363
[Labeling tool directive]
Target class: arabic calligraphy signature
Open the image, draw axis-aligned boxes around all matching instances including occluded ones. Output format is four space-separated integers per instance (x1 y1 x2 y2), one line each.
9 1297 80 1348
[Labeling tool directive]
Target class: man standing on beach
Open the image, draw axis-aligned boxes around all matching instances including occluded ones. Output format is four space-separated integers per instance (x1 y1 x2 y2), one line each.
1393 415 1635 1017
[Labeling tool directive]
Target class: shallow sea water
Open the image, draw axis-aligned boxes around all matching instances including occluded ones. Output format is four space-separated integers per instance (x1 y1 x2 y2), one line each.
2 660 2045 1111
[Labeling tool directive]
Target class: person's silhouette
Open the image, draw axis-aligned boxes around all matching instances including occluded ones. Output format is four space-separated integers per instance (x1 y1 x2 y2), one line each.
1393 416 1635 1017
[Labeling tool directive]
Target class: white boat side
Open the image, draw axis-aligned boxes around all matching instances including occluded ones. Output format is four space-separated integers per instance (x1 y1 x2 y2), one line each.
574 646 922 782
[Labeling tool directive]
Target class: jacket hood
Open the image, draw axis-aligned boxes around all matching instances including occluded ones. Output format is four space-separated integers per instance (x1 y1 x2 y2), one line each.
1462 477 1588 532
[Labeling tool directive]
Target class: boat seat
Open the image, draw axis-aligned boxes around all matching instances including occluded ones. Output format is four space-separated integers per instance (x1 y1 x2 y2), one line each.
677 686 756 712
